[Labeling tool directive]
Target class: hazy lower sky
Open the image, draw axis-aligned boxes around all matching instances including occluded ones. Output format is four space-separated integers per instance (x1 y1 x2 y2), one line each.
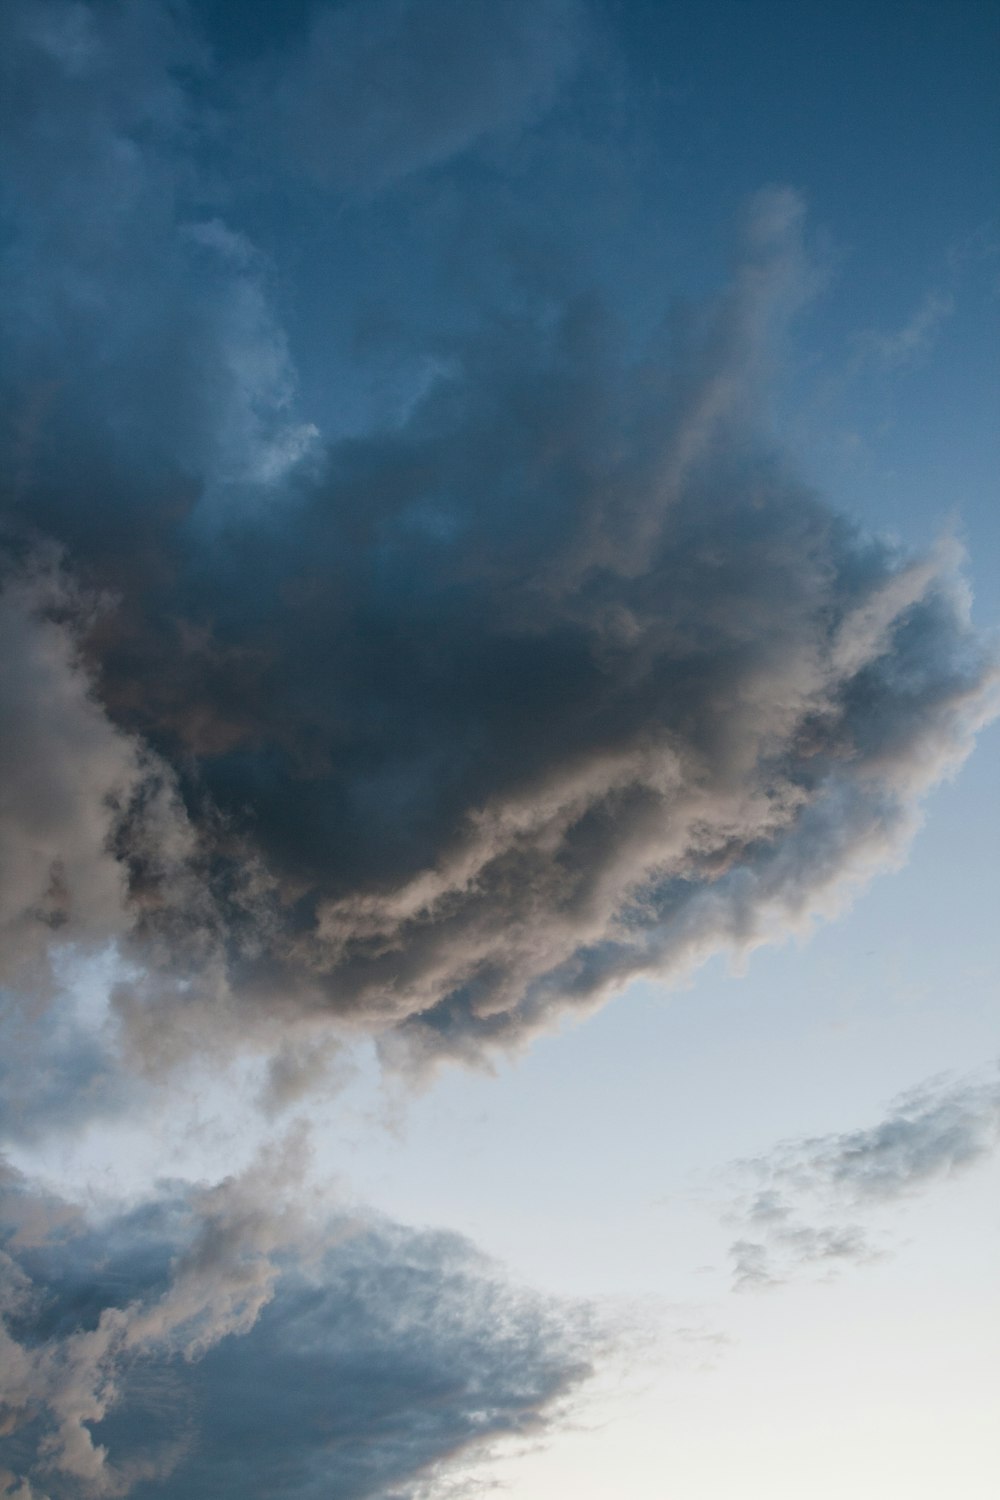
1 3 998 1497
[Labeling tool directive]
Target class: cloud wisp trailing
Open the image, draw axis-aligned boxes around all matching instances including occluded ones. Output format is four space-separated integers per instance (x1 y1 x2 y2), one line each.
725 1067 1000 1290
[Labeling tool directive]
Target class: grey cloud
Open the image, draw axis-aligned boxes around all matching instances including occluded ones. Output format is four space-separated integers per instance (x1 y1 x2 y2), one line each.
725 1068 1000 1288
0 1159 598 1500
729 1224 874 1293
752 1070 1000 1203
0 4 996 1099
0 0 316 514
0 559 244 1138
4 227 997 1085
0 562 199 997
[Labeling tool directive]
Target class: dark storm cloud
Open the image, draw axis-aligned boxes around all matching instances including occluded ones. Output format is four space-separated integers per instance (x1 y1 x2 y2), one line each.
0 1153 597 1500
724 1068 1000 1289
1 0 996 1092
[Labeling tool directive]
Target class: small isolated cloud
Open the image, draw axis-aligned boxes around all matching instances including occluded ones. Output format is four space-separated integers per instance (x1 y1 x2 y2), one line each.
724 1067 1000 1289
0 1151 599 1499
852 289 954 369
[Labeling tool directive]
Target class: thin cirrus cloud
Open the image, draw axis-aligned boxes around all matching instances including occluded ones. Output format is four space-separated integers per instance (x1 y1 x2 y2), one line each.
725 1067 1000 1290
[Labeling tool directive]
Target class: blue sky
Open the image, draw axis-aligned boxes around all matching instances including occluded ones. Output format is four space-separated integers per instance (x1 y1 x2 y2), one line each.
1 3 998 1497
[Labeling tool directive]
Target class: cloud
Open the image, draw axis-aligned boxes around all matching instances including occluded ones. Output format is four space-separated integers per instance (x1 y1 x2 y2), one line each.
0 561 200 998
0 0 317 518
1 10 996 1096
0 6 995 1099
0 558 261 1136
724 1067 1000 1288
1 6 996 1494
852 289 955 369
0 1153 598 1500
258 0 588 190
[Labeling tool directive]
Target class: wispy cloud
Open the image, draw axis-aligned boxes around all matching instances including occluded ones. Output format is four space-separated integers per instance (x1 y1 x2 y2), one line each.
724 1068 1000 1289
852 289 954 369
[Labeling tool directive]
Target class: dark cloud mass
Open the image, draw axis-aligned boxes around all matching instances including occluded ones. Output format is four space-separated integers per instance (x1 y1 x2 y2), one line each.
1 0 995 1088
725 1068 1000 1288
0 1154 596 1499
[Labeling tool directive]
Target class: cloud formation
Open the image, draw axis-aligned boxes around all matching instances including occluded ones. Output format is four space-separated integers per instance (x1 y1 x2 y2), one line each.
725 1067 1000 1289
1 3 996 1097
1 4 997 1494
853 289 955 370
0 1149 597 1499
4 235 994 1083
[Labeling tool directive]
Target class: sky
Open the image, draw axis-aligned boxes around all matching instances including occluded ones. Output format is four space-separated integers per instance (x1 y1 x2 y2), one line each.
0 2 998 1497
